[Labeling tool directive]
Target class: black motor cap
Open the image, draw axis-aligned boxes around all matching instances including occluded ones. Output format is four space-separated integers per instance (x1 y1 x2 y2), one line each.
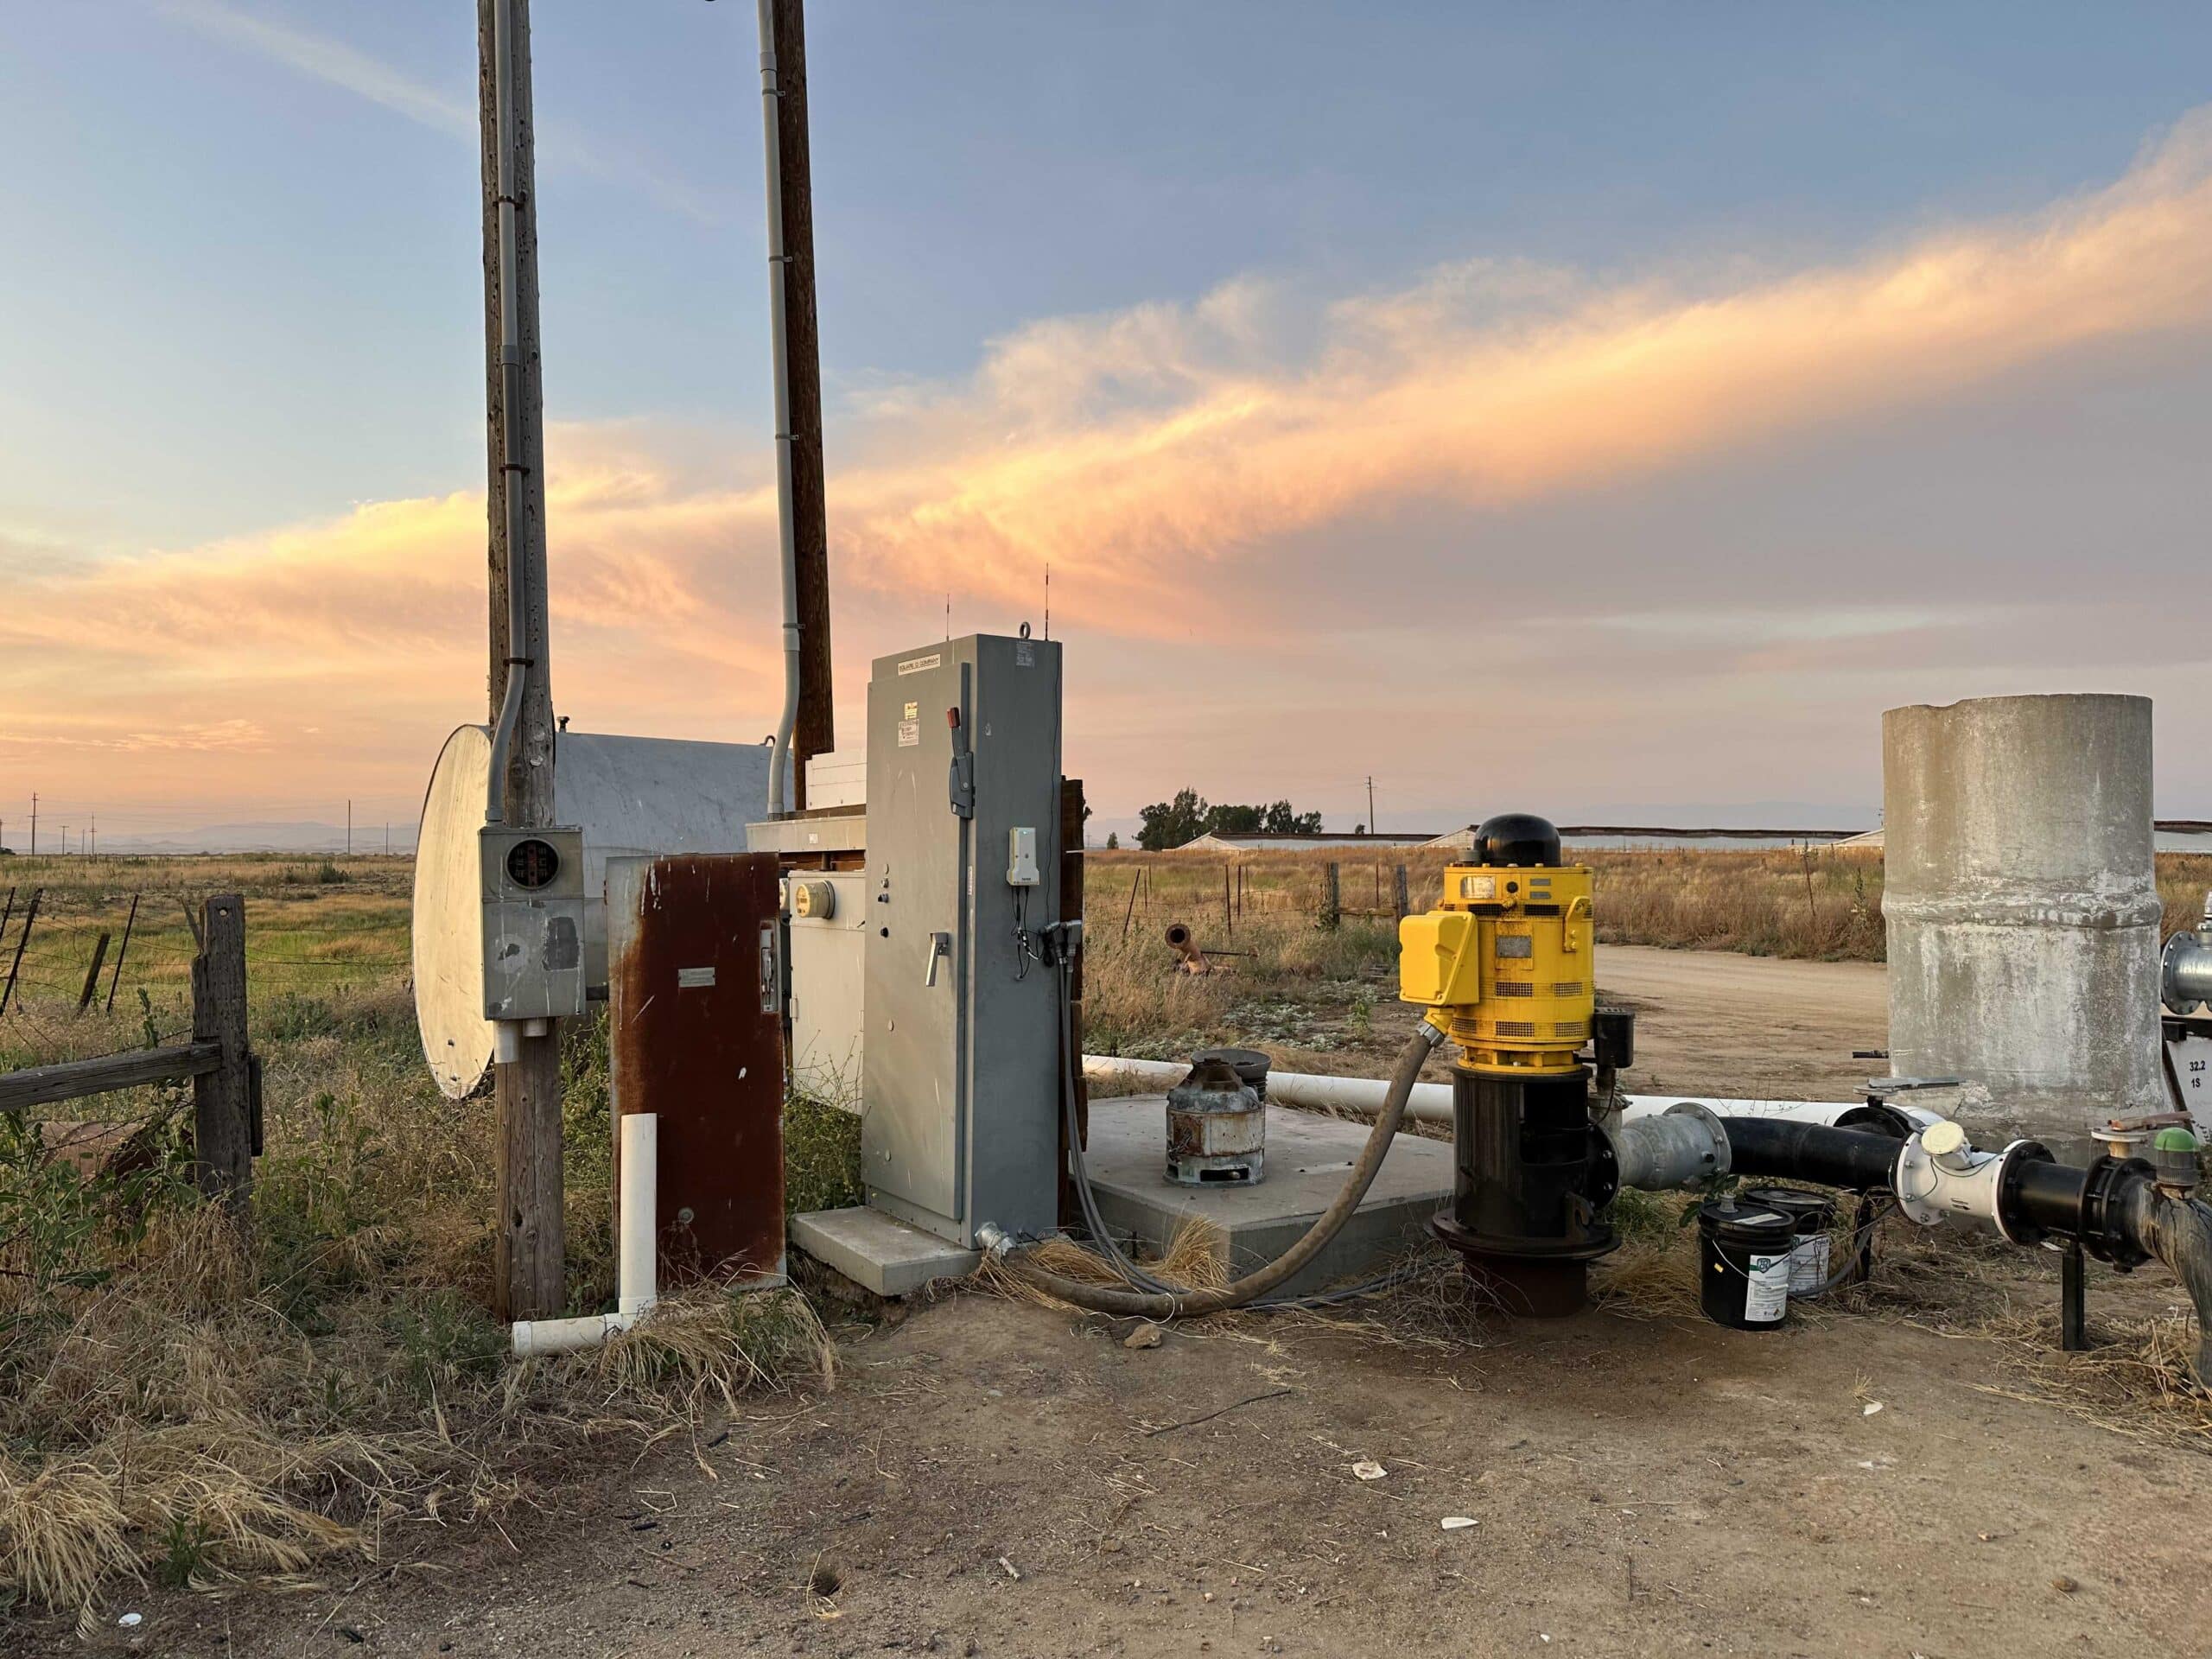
1472 812 1562 868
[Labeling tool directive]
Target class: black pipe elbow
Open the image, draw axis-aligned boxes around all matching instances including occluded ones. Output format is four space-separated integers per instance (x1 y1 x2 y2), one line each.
1718 1117 1902 1192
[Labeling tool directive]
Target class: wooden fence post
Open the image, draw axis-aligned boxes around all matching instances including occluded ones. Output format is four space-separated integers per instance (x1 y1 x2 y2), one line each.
0 889 40 1019
192 894 253 1215
105 893 140 1013
75 931 111 1014
1393 864 1410 922
1320 862 1341 931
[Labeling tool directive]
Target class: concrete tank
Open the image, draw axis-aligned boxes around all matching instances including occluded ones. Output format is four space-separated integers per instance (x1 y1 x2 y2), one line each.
412 725 776 1097
1883 694 2162 1147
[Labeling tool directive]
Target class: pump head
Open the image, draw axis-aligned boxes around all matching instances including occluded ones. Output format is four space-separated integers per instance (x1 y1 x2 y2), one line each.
1398 812 1591 1072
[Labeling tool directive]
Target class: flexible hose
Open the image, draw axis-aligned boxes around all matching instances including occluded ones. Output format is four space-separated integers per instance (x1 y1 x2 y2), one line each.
2124 1184 2212 1382
989 1018 1448 1318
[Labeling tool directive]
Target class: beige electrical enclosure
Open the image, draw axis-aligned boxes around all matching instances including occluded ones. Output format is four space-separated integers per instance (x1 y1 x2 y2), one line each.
788 872 866 1109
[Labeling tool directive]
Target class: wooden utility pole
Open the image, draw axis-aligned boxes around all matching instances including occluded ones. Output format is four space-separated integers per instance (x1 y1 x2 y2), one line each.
479 0 564 1321
770 0 833 807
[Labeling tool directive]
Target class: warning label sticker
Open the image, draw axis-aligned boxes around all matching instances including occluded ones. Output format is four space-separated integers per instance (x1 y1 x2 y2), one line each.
897 652 942 676
1745 1253 1790 1323
897 719 920 748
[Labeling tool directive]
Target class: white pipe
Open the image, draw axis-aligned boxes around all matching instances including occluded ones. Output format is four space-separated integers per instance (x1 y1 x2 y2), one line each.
618 1112 657 1318
1079 1054 1865 1128
512 1112 657 1356
758 0 800 817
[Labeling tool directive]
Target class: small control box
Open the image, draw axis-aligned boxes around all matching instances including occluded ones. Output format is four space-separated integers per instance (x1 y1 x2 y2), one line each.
1007 826 1040 887
480 825 587 1021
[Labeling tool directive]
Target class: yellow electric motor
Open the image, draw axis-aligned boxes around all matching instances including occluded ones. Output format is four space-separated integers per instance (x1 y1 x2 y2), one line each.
1400 813 1592 1075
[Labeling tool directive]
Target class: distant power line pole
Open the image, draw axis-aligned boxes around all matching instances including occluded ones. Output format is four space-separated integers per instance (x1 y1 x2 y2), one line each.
1366 776 1376 835
29 793 35 857
346 799 352 857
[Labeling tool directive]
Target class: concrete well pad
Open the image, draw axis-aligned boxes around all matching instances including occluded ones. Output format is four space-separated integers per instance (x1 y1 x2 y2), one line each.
1083 1096 1452 1297
790 1205 980 1298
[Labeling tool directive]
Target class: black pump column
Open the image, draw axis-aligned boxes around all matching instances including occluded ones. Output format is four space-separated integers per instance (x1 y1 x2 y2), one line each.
1415 814 1620 1315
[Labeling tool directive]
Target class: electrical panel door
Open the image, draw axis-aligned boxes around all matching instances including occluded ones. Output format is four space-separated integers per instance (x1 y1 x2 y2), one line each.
861 634 1064 1246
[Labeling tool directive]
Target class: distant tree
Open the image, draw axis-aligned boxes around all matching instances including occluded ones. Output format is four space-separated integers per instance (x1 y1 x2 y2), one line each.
1105 831 1119 849
1136 789 1210 850
1137 787 1324 849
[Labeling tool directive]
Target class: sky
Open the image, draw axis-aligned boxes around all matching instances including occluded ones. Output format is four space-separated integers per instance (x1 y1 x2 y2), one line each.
3 2 2211 844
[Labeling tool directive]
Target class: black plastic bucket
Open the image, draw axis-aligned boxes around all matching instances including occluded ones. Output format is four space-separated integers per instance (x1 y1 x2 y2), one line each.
1696 1200 1796 1329
1740 1185 1840 1296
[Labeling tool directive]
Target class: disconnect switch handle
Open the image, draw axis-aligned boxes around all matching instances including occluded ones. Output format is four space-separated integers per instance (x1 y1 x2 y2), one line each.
925 931 950 988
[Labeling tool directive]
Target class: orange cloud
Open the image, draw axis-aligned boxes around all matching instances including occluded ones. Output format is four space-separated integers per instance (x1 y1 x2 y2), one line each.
8 111 2212 820
825 112 2212 620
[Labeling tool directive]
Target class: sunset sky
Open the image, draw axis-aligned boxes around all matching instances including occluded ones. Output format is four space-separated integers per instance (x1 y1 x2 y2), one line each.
4 3 2212 844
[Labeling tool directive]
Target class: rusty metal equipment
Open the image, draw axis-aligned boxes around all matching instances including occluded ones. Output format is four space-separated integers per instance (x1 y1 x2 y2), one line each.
607 852 788 1286
1166 1054 1266 1185
1163 921 1252 975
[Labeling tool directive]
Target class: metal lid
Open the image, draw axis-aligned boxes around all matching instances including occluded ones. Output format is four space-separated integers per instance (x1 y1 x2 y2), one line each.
1739 1185 1838 1229
1697 1200 1796 1244
1194 1046 1271 1085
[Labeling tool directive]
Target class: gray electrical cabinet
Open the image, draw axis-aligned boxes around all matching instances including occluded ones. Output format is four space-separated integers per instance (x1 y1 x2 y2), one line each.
861 633 1063 1246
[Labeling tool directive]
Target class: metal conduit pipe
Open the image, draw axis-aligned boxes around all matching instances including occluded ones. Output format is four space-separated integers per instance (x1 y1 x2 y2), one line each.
483 0 531 825
1707 1116 2212 1382
757 0 801 817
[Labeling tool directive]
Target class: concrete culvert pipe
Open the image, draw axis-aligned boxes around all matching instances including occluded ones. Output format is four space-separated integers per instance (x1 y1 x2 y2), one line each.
1883 694 2164 1150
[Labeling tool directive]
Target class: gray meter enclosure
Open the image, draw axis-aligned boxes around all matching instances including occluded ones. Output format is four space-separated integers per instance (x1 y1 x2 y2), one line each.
479 824 587 1020
861 634 1064 1247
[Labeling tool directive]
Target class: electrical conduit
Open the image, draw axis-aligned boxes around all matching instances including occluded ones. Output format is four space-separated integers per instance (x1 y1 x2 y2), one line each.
512 1113 658 1356
757 0 801 817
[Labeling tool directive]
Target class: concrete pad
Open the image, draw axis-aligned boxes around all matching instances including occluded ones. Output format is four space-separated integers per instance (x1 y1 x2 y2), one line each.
1083 1096 1452 1297
790 1205 980 1297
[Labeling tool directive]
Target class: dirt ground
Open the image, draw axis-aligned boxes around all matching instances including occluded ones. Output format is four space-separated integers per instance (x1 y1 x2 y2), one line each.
1596 944 1890 1103
35 950 2212 1659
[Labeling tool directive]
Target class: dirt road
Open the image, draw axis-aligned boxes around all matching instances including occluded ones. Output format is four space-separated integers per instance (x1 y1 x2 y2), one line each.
1599 944 1888 1103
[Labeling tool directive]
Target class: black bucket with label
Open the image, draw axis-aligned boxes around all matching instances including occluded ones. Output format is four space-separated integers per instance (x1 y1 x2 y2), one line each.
1740 1185 1840 1297
1696 1200 1796 1330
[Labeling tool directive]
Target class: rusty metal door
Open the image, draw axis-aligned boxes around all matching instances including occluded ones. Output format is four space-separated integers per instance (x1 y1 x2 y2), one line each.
607 853 785 1286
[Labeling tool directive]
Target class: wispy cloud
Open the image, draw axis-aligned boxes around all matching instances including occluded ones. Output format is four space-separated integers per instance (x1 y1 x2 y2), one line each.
10 109 2212 816
159 0 722 222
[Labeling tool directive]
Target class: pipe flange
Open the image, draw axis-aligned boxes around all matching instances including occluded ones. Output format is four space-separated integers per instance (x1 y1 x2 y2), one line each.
2078 1155 2157 1268
1991 1140 2055 1247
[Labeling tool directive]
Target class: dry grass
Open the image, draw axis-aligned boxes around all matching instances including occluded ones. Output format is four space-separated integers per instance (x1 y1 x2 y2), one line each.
0 1186 830 1612
1971 1311 2212 1448
1087 845 2212 966
0 858 836 1617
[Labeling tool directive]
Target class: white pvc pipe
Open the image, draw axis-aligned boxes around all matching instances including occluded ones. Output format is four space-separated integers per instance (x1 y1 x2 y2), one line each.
1079 1055 1864 1128
512 1112 658 1356
618 1112 657 1318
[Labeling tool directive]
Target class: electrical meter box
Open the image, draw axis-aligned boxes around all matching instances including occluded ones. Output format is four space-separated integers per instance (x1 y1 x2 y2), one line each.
479 824 588 1021
861 633 1063 1247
